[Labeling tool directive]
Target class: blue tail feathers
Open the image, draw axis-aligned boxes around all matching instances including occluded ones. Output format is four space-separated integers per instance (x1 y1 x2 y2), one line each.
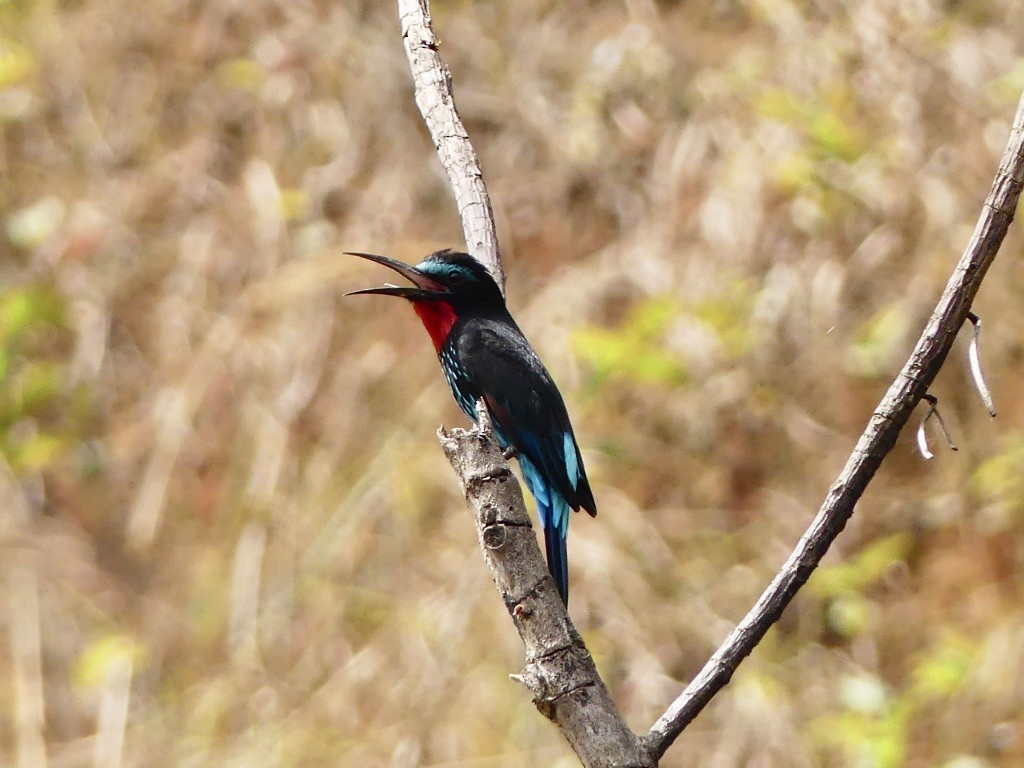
519 454 572 604
543 524 570 606
472 402 582 605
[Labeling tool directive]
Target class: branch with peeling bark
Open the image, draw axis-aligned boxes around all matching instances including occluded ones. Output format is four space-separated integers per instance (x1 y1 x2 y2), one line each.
398 0 504 292
395 1 1024 764
439 404 655 768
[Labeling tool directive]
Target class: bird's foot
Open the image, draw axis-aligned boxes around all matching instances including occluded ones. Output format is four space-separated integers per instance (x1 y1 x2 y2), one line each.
502 446 518 461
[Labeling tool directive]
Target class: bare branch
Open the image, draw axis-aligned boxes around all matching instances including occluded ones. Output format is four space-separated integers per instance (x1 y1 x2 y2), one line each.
397 0 504 291
643 89 1024 760
397 3 646 762
438 420 655 768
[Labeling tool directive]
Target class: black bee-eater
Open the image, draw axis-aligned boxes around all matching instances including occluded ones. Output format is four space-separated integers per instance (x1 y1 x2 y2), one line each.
347 249 596 604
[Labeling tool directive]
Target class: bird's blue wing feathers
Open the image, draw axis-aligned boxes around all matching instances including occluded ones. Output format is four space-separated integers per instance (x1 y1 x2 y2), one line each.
448 319 594 605
562 431 580 492
455 322 595 515
481 389 593 516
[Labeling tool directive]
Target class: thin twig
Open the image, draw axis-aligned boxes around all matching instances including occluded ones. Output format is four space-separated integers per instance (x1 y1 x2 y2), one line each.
397 0 504 292
642 89 1024 759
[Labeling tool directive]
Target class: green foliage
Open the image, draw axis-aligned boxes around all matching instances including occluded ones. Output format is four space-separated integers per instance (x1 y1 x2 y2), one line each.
74 634 144 687
691 282 755 360
972 433 1024 515
909 633 975 701
0 283 62 342
572 297 689 388
808 533 908 639
807 533 909 639
824 592 872 638
845 304 912 378
0 284 85 474
809 533 910 601
0 36 34 90
217 58 267 92
987 57 1024 104
758 87 865 163
756 85 876 227
814 690 911 768
573 287 754 392
814 634 977 768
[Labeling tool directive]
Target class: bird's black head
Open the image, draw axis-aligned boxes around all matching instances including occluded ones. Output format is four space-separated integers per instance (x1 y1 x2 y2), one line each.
346 248 504 310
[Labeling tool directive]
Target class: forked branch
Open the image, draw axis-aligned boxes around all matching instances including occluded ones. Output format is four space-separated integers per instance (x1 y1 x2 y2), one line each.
396 1 1024 764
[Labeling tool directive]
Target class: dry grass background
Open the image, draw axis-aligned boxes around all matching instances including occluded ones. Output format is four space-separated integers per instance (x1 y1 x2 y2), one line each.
2 0 1024 766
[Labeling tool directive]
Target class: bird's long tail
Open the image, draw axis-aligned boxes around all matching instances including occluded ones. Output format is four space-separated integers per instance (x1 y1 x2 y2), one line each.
543 522 569 606
518 455 571 605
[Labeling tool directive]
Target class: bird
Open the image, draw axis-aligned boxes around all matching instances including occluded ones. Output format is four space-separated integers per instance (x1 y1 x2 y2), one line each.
346 248 596 605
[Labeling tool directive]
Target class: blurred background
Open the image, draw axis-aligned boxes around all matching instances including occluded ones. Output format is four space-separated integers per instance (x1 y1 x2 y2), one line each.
1 0 1024 766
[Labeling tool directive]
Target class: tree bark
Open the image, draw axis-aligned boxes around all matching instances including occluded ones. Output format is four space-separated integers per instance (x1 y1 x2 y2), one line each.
397 0 504 292
439 410 655 767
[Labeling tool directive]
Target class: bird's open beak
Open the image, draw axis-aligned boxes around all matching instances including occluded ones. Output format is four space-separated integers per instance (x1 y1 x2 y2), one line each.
344 251 449 301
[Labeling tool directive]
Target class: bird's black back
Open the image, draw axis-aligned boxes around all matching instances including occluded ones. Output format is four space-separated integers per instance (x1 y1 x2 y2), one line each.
442 310 597 516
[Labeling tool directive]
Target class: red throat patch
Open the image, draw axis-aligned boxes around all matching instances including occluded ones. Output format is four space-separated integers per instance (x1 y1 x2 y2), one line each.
412 300 457 351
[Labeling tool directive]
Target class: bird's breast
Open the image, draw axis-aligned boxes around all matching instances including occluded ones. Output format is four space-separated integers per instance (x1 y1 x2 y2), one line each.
411 300 458 352
439 344 478 419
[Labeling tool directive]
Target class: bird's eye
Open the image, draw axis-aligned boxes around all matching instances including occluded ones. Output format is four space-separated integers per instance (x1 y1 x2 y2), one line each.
448 271 465 285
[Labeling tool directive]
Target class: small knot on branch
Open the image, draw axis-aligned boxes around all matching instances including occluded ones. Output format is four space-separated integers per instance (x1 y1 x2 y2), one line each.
482 523 508 550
